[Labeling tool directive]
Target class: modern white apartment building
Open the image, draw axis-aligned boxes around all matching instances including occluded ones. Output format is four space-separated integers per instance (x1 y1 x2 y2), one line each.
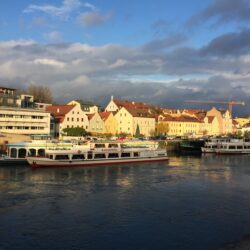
0 106 50 135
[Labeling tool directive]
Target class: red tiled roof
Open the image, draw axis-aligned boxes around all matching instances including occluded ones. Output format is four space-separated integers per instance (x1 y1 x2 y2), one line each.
46 105 75 117
99 112 111 121
86 113 95 120
161 115 201 123
126 107 155 118
114 100 149 109
206 116 215 123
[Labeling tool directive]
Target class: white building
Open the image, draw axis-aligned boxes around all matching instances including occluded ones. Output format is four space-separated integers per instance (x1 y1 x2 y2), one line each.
0 106 50 135
46 105 89 138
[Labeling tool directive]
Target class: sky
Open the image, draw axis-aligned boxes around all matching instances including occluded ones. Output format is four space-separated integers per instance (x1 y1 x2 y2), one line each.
0 0 250 116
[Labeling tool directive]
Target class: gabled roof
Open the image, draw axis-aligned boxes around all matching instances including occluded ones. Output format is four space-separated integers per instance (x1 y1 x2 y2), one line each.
243 122 250 128
46 105 75 116
125 107 155 118
99 111 111 121
73 99 100 107
161 114 201 123
86 113 95 120
206 116 215 123
113 99 149 109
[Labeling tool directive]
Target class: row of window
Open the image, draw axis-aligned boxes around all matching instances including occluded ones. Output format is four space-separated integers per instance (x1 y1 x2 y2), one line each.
67 117 85 122
0 126 45 130
0 114 46 119
53 152 140 160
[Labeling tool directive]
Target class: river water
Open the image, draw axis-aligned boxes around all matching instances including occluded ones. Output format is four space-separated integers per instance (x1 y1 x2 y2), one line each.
1 155 250 250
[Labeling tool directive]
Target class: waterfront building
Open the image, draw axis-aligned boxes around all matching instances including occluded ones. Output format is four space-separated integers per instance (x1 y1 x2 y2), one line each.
201 116 220 136
114 107 155 137
87 113 105 135
99 112 118 135
68 100 100 114
46 105 89 138
206 107 232 135
158 114 201 137
105 96 149 112
234 117 250 127
0 106 50 135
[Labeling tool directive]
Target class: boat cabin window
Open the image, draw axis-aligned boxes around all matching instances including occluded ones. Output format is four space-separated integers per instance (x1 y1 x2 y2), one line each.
95 144 105 148
121 152 130 158
237 146 243 149
133 152 139 157
108 144 119 148
55 154 69 160
108 153 119 158
87 151 93 159
72 154 85 160
49 155 53 159
94 153 106 159
212 145 217 148
229 146 236 149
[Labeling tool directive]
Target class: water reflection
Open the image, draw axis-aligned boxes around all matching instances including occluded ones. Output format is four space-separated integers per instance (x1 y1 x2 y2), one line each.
1 156 250 250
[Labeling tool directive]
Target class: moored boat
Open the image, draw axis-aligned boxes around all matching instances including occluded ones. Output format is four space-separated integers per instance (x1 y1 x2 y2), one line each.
215 138 250 154
27 141 168 168
201 137 229 153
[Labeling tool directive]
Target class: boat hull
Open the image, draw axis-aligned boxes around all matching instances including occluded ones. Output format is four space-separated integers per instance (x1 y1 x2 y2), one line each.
0 158 28 167
28 156 169 168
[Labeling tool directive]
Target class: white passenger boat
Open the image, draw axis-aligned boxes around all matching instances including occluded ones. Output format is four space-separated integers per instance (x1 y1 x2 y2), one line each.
201 138 229 153
0 139 88 166
27 141 168 168
215 138 250 154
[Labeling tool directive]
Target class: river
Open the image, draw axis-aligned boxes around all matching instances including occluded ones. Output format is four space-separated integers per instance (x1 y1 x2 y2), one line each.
1 155 250 250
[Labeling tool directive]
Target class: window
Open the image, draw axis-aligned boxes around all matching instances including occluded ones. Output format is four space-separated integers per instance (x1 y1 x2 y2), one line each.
55 155 69 160
67 117 69 121
72 154 85 160
95 144 105 148
72 118 74 121
121 152 130 158
87 151 93 159
134 152 139 157
108 144 118 148
94 153 106 159
108 153 119 158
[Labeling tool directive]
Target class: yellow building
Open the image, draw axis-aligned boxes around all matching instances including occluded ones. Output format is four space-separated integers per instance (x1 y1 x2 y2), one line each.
234 118 250 127
201 116 220 136
158 115 201 137
99 112 118 135
115 107 155 136
87 113 105 135
206 107 232 135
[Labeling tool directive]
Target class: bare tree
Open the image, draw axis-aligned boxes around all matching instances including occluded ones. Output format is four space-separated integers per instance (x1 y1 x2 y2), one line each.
25 85 53 103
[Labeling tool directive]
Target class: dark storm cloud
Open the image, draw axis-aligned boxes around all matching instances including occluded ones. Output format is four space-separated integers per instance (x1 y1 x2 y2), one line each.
141 34 187 52
187 0 250 28
200 28 250 56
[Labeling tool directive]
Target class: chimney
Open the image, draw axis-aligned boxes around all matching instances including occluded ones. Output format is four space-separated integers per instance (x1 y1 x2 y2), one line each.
111 95 114 101
57 108 60 113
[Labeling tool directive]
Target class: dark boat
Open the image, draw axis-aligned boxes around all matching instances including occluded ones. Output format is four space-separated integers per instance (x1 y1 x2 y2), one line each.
179 139 205 155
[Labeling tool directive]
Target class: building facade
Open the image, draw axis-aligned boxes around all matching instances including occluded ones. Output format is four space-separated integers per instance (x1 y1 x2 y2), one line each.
0 106 50 135
46 105 89 138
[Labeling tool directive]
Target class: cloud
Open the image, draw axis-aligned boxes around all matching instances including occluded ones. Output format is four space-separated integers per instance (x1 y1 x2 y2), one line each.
24 0 82 19
0 35 250 115
31 16 47 27
77 11 113 27
44 31 63 43
200 28 250 57
187 0 250 28
141 34 188 52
